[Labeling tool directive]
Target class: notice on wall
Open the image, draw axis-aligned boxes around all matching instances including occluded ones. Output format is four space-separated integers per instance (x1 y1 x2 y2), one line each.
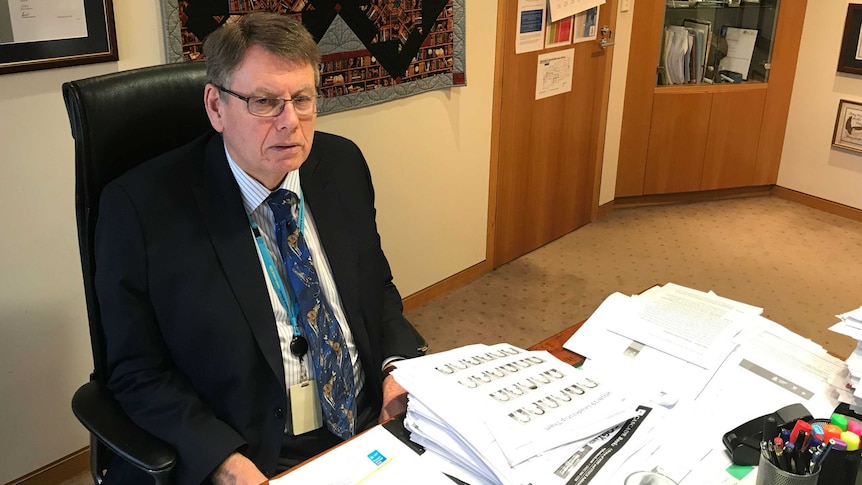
573 6 599 44
536 48 575 100
548 0 605 23
0 0 88 45
516 0 546 54
545 12 573 49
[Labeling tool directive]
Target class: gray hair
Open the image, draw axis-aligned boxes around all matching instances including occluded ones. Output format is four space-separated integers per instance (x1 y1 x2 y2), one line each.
203 12 320 88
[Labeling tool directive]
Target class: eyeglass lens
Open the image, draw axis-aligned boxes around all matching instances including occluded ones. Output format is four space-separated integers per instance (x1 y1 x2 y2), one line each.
247 96 316 117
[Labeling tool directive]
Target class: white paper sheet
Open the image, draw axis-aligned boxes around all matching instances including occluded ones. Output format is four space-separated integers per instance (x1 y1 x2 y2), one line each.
1 0 87 45
515 0 545 54
547 0 606 23
535 49 575 100
272 425 452 485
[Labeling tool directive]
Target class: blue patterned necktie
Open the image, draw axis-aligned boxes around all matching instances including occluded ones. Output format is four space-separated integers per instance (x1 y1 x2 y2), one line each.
267 189 355 439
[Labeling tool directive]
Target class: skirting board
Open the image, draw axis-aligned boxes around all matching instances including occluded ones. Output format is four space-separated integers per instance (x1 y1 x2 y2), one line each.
7 447 88 485
402 260 492 314
771 186 862 224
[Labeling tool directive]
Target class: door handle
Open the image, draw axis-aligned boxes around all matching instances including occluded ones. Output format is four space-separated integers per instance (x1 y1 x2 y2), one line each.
599 26 614 49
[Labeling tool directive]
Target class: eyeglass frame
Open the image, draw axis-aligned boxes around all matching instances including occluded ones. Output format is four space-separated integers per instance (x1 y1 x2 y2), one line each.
214 85 321 118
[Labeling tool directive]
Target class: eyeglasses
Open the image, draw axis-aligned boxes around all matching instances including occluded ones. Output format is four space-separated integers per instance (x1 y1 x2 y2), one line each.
216 86 319 118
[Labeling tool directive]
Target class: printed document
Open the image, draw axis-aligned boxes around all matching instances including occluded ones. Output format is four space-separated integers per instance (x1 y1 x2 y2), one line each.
0 0 87 45
272 425 451 484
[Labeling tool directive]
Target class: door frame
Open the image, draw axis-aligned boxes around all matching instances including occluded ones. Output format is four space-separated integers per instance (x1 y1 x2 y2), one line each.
486 0 618 268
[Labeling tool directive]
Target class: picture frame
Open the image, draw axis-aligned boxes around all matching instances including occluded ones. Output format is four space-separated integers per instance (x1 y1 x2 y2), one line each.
833 99 862 154
0 0 118 75
838 4 862 75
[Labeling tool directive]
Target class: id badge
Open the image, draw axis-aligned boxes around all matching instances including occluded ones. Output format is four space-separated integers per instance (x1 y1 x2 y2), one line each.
289 380 323 435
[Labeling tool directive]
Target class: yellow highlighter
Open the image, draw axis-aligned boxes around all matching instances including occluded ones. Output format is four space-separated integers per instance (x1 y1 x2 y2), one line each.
841 431 860 452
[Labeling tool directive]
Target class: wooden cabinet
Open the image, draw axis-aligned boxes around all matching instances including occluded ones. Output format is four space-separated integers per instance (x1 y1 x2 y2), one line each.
616 0 808 198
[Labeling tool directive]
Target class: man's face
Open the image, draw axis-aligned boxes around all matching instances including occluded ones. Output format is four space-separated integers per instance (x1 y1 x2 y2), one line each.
204 45 317 189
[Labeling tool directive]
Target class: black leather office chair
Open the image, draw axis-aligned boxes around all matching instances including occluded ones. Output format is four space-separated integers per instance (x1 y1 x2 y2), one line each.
63 61 211 484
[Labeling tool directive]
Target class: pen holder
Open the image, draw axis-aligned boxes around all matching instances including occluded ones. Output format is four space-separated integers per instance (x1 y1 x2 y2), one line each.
756 454 819 485
815 449 861 485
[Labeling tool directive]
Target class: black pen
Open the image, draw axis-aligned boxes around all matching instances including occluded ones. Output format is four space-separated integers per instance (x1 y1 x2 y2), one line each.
784 442 796 473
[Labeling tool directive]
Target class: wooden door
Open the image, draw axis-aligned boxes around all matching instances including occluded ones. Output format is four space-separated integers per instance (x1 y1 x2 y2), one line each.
490 0 617 267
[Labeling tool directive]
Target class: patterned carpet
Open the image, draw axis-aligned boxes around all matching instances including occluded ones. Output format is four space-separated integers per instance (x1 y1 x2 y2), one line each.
406 195 862 360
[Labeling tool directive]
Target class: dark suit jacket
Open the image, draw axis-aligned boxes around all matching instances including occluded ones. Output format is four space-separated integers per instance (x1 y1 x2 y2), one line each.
95 130 422 484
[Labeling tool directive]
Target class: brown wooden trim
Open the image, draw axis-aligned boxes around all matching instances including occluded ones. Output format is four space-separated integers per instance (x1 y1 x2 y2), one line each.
655 83 769 95
596 200 615 220
771 186 862 224
8 447 88 485
486 0 510 269
402 260 492 313
614 0 664 197
753 0 808 185
613 186 772 209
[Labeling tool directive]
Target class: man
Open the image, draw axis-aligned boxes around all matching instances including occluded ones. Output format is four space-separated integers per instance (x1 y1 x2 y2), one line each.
95 12 423 484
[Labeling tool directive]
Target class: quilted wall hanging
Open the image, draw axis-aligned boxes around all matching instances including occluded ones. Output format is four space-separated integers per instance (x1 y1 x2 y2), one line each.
161 0 467 115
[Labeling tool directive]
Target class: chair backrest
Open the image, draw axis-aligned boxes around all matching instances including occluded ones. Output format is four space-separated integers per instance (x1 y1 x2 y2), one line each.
63 61 212 381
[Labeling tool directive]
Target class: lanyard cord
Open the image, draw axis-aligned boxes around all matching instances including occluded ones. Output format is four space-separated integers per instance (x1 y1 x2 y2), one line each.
248 190 307 339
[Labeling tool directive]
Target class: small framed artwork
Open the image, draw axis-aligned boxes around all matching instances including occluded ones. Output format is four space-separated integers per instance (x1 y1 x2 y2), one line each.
0 0 118 75
838 4 862 75
833 99 862 153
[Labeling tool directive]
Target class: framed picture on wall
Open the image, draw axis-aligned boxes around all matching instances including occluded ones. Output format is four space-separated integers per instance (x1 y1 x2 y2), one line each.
833 99 862 153
838 4 862 75
0 0 118 75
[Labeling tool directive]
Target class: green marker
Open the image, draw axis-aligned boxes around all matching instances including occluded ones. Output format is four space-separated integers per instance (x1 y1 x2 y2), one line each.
832 413 848 432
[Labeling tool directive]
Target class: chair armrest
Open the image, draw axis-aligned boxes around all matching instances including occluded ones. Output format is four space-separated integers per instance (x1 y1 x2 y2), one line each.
72 380 176 474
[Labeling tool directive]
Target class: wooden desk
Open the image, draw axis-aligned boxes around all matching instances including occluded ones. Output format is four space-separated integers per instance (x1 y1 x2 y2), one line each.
527 321 586 366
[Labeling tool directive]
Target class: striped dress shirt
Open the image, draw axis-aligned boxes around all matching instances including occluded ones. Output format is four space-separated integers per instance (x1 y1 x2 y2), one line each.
225 148 365 411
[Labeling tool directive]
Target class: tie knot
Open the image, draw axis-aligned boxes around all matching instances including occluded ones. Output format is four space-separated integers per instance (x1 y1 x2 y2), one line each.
266 188 300 225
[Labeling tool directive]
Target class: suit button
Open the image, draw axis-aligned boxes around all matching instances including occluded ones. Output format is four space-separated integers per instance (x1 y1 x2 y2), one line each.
274 407 284 419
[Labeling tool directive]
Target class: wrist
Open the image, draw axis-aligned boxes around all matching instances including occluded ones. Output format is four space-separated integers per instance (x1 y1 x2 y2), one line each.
382 362 399 380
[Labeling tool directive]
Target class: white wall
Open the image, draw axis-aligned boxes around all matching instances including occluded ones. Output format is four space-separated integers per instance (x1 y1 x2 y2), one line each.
0 2 496 482
777 1 862 210
599 1 634 205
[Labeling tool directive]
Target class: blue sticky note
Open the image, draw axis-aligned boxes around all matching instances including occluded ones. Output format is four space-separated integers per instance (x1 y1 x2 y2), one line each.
367 449 386 465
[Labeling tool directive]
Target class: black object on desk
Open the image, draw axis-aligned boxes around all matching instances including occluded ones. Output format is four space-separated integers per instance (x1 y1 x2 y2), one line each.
723 403 813 466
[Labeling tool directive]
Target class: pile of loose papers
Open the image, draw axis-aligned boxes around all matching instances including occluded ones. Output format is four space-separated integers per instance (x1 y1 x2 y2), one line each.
393 284 849 485
829 306 862 410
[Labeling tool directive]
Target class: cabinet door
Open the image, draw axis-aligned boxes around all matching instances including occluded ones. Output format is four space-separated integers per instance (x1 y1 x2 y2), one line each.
643 91 713 194
701 89 767 190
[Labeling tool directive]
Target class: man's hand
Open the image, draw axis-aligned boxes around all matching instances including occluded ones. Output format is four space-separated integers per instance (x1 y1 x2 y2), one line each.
212 452 268 485
379 374 409 423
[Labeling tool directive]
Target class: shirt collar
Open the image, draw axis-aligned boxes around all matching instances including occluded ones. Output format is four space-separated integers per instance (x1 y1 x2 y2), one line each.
224 144 302 215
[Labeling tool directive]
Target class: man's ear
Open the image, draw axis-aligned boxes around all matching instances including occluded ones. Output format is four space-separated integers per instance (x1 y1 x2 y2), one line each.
203 84 225 133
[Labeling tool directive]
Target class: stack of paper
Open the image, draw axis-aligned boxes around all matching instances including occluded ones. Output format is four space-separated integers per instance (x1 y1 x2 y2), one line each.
828 307 862 410
391 344 647 484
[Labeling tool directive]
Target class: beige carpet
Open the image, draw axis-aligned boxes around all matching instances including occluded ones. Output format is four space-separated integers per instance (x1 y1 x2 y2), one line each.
57 195 862 485
406 195 862 360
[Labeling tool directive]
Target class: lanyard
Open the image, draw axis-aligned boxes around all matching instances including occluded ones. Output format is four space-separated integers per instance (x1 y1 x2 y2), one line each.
248 190 307 340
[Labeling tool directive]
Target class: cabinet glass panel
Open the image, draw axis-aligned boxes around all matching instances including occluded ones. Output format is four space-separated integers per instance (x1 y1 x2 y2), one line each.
658 0 779 86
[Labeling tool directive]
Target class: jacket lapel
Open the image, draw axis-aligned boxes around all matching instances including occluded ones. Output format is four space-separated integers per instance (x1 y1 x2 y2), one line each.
300 142 372 361
191 134 286 389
